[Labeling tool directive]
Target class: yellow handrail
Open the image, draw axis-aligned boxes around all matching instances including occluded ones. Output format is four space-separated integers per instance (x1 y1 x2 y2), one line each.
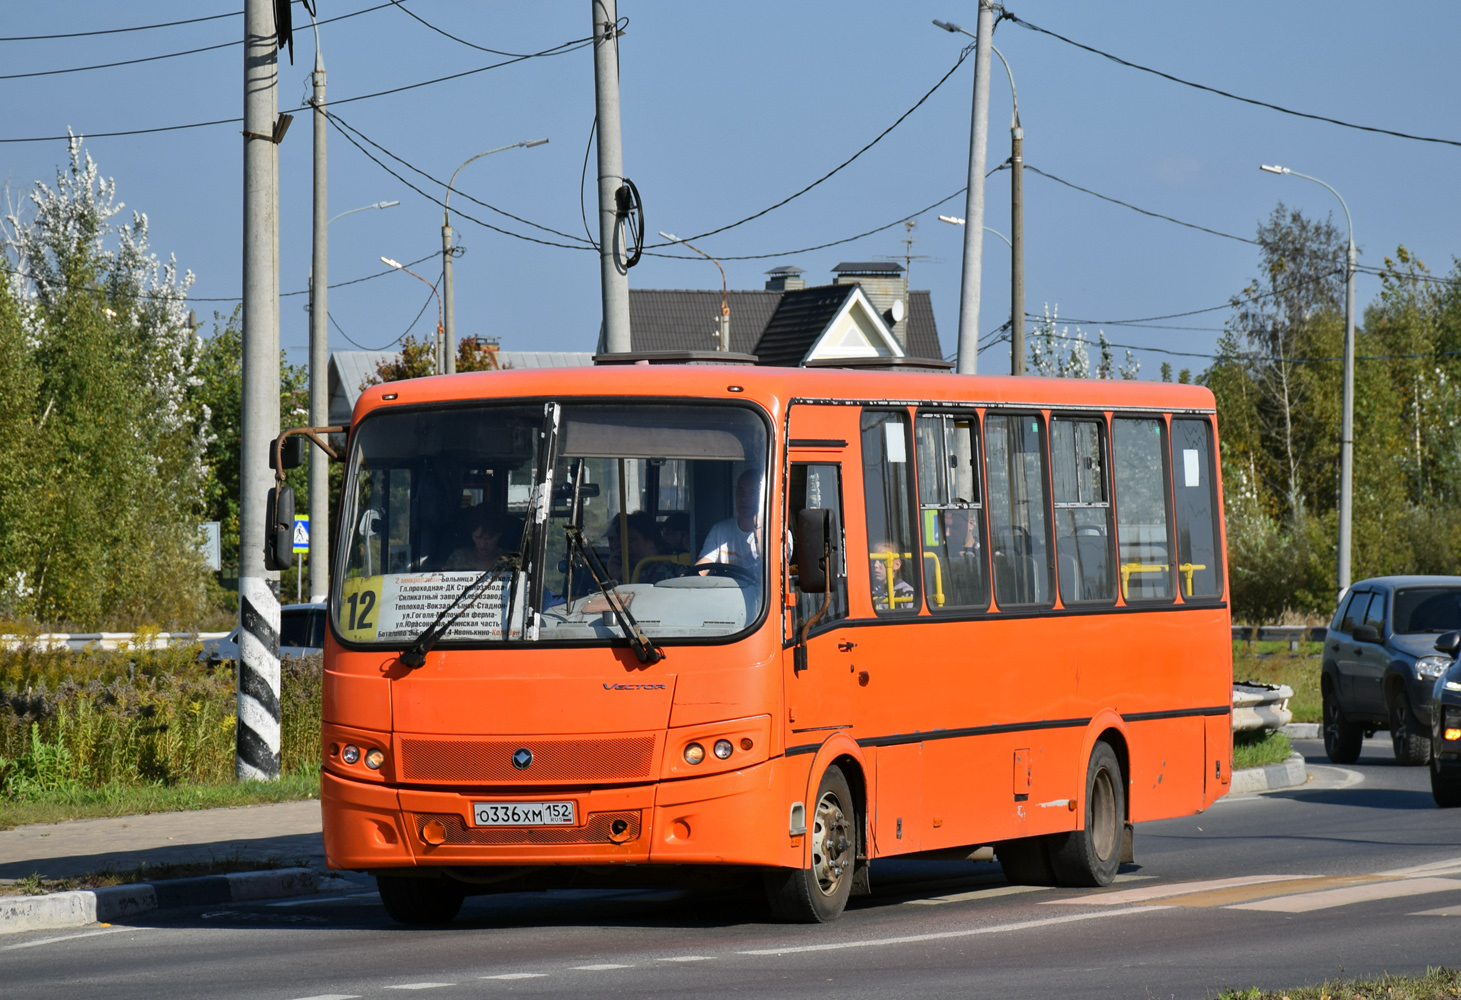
869 550 917 608
1120 561 1209 597
631 552 693 583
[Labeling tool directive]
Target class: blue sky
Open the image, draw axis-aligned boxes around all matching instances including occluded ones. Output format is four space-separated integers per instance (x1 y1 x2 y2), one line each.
4 2 1457 377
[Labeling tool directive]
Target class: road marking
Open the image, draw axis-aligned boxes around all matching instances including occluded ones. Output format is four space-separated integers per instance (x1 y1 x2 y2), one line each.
1229 876 1461 912
268 892 380 908
736 905 1170 955
0 926 152 951
1381 856 1461 878
905 884 1049 905
1044 875 1305 905
479 973 548 980
385 984 456 990
1147 875 1386 907
1409 905 1461 916
286 995 362 1000
656 956 714 962
573 964 632 971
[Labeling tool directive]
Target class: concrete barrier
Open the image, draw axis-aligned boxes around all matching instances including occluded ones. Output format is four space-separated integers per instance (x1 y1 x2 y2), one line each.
1233 682 1294 733
0 631 230 653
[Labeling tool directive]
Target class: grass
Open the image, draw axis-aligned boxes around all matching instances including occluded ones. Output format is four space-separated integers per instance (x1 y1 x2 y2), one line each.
1233 730 1293 770
1233 640 1322 724
0 643 322 826
0 769 319 829
1 849 314 897
1216 967 1461 999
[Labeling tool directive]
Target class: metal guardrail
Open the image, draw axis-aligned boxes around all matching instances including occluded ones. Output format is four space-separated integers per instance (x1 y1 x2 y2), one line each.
1233 681 1294 733
1231 625 1327 643
0 632 230 652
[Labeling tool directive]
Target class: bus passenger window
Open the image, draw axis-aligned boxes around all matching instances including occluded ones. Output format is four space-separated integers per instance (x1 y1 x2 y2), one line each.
1051 418 1114 603
789 463 848 628
915 412 988 610
1113 417 1173 601
861 410 920 615
984 414 1051 607
1171 419 1222 599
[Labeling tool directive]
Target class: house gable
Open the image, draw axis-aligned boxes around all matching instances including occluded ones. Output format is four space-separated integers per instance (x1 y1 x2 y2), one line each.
802 285 905 363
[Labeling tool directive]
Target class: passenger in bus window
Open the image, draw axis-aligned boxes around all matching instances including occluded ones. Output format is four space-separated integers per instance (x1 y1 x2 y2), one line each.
870 540 915 610
443 505 506 571
696 470 763 572
606 512 679 584
659 511 692 558
941 505 986 605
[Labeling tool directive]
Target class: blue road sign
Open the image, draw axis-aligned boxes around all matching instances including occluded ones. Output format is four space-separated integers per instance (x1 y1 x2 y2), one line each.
293 514 310 554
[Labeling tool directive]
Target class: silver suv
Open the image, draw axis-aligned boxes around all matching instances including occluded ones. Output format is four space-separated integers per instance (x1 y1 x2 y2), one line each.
1322 577 1461 765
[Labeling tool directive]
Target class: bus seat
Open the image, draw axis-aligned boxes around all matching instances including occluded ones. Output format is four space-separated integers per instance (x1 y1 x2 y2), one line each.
1058 544 1081 602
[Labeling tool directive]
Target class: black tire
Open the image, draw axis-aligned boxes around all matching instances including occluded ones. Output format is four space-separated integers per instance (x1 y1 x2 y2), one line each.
1390 690 1431 766
1047 741 1125 888
764 765 856 923
1431 757 1461 808
1323 686 1363 764
996 836 1057 886
377 874 465 925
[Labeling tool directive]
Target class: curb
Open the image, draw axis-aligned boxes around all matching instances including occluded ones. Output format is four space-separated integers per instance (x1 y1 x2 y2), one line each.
1230 751 1308 795
0 867 355 935
1282 723 1320 739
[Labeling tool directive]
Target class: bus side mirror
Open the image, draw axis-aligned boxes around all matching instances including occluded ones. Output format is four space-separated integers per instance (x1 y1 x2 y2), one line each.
264 485 295 571
270 435 306 471
1436 631 1461 657
795 509 832 594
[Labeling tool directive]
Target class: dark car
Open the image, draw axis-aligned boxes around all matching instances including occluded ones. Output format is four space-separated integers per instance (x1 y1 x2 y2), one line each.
1428 631 1461 806
200 602 327 664
1321 576 1461 765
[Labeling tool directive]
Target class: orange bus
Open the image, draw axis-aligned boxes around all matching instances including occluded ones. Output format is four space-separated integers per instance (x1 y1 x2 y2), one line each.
301 359 1231 924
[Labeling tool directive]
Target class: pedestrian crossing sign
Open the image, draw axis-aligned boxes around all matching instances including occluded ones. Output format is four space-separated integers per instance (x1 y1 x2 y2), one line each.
293 515 310 554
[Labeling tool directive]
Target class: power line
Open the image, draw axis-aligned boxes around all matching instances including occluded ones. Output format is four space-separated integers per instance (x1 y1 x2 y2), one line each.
1024 165 1255 245
654 42 978 248
386 0 618 60
0 4 394 82
1002 11 1461 149
0 10 240 42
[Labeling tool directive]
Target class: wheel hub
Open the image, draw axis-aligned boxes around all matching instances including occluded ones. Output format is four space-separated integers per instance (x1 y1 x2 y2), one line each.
811 791 851 896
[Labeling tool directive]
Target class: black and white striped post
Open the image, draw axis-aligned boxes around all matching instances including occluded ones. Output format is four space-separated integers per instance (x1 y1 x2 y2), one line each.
238 0 281 782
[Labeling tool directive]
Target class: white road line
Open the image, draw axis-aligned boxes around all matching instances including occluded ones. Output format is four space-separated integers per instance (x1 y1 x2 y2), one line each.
656 956 714 962
268 892 380 908
286 995 362 1000
384 984 456 990
1044 874 1306 905
573 964 632 970
905 884 1050 905
1228 876 1461 912
479 973 548 980
1381 857 1461 878
1 926 153 950
1408 905 1461 916
736 905 1170 956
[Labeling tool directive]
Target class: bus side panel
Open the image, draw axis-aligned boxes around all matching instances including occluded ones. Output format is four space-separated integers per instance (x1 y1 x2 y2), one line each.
1125 716 1207 822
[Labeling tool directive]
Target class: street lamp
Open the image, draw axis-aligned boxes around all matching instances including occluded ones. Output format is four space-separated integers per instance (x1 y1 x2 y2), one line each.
1259 162 1357 596
442 139 549 374
936 17 1024 374
381 256 445 374
938 214 1012 249
305 198 398 602
659 231 730 352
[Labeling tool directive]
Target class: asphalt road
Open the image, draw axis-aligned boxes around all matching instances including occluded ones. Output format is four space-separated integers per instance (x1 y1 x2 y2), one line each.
6 736 1461 1000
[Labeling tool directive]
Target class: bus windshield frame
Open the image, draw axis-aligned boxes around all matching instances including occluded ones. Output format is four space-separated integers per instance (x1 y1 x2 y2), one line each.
331 396 773 652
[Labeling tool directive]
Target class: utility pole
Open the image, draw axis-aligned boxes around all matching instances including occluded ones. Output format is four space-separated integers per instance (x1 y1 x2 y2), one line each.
954 0 995 375
1009 117 1024 375
441 215 455 374
239 0 282 781
593 0 631 352
307 24 329 603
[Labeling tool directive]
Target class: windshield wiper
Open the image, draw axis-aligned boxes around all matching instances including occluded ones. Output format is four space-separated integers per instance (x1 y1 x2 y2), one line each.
564 525 663 665
398 555 519 669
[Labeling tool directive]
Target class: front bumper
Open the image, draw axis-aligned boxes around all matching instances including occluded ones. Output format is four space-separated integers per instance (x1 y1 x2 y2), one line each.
322 756 797 872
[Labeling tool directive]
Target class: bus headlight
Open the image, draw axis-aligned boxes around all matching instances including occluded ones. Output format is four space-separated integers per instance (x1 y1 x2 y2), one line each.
341 744 361 765
684 743 705 765
1417 656 1451 679
713 739 734 760
364 748 386 770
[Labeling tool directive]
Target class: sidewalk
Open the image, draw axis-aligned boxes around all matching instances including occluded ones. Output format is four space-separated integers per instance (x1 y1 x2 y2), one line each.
0 799 325 882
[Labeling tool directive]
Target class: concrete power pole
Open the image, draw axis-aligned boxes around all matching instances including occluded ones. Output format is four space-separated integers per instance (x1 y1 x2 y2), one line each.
239 0 282 781
441 219 455 374
308 38 329 603
954 0 996 375
1009 121 1024 375
593 0 631 353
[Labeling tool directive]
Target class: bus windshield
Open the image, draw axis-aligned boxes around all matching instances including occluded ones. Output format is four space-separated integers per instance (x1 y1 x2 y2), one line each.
334 400 769 647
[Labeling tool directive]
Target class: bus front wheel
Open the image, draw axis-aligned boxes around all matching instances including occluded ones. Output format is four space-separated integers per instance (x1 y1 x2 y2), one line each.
764 765 857 922
1048 741 1125 887
377 874 466 925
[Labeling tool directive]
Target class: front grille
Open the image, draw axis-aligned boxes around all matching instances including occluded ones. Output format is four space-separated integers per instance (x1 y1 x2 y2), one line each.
398 734 657 784
415 811 641 846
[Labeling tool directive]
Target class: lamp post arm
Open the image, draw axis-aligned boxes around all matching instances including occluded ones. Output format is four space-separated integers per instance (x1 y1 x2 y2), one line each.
445 139 549 222
328 200 399 227
990 44 1019 129
1285 169 1354 253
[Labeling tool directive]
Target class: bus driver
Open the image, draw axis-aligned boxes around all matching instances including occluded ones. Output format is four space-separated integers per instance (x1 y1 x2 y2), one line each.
696 469 763 575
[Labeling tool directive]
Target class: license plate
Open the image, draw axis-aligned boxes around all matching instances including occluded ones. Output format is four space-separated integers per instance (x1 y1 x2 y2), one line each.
471 801 576 826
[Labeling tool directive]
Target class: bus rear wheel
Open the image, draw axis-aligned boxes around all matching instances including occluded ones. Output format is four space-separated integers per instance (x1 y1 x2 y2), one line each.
1048 741 1125 888
377 874 466 925
764 765 857 923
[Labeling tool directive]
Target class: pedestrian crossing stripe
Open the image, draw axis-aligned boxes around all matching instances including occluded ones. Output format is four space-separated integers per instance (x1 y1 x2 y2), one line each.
1228 876 1461 912
1046 874 1307 905
1044 868 1461 913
